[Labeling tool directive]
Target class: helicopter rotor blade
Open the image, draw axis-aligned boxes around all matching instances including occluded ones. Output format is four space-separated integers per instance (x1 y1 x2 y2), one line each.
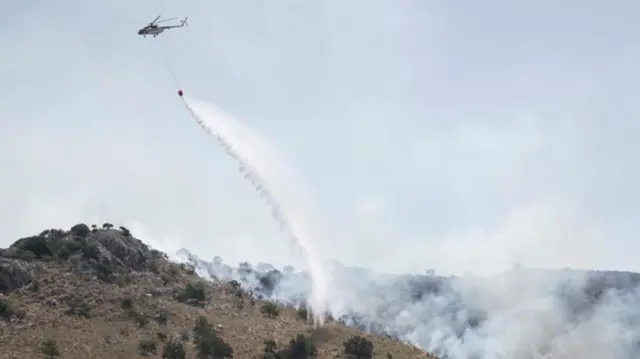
149 15 161 25
155 17 178 24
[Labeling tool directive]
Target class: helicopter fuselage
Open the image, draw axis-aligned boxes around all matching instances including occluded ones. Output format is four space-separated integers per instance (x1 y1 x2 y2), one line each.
138 26 165 37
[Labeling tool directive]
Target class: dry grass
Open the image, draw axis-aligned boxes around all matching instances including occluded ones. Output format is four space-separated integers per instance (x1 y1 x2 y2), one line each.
0 257 435 359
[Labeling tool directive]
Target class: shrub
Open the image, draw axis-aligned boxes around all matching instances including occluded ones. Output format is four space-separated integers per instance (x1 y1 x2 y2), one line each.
124 308 148 328
56 240 82 259
138 339 157 356
121 297 134 310
11 235 52 258
264 339 277 353
155 310 169 325
193 316 213 343
14 249 37 261
261 302 280 318
82 243 100 260
162 340 186 359
280 334 316 359
297 306 308 321
94 262 115 282
228 280 241 290
0 299 16 320
176 282 206 303
157 331 168 342
63 295 91 318
195 330 233 359
259 270 282 294
180 330 190 342
167 265 179 278
193 316 233 359
344 336 374 359
41 339 61 359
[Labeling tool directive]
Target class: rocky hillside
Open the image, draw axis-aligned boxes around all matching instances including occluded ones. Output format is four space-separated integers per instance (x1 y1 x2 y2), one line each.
0 222 434 359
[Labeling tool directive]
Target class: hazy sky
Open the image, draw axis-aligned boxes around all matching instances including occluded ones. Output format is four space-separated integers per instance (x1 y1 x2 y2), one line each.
1 0 639 275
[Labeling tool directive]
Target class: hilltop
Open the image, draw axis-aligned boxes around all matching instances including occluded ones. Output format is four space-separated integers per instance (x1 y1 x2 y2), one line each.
0 222 433 359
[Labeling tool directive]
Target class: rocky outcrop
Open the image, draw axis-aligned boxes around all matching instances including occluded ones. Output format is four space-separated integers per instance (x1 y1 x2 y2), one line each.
0 223 165 291
0 257 34 293
80 229 159 272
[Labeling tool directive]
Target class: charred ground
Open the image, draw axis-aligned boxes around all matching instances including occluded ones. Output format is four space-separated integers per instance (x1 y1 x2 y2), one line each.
0 222 434 359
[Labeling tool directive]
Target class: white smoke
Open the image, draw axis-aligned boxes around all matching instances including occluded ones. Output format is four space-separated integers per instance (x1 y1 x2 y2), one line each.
173 95 640 358
178 247 640 359
180 95 331 325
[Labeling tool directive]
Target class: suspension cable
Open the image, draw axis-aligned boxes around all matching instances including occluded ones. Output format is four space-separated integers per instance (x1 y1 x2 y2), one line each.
155 40 181 90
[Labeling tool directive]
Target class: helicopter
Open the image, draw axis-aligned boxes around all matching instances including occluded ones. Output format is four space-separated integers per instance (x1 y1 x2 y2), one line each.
136 15 188 38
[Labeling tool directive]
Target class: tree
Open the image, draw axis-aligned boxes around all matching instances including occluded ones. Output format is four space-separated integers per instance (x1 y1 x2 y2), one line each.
426 269 435 277
228 280 241 291
70 223 91 237
119 226 131 237
102 222 114 230
344 336 373 359
40 339 60 359
259 270 282 294
213 256 223 266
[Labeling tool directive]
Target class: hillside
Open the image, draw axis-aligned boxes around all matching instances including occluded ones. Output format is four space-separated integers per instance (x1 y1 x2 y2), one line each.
178 247 640 358
0 222 434 359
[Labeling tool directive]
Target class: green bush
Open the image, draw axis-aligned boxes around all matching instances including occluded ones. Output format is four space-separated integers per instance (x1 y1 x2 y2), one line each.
155 310 169 326
261 302 280 318
162 340 186 359
40 339 61 359
14 249 36 261
56 240 82 259
119 226 131 236
121 297 134 310
193 316 233 359
344 336 374 359
11 236 52 258
0 299 16 320
138 339 157 356
264 339 277 353
176 282 206 303
296 306 308 321
279 334 316 359
82 243 101 260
